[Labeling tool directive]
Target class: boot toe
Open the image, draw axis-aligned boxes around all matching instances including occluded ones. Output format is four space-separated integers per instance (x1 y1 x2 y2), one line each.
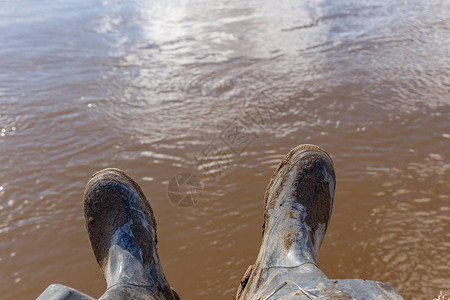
83 168 156 269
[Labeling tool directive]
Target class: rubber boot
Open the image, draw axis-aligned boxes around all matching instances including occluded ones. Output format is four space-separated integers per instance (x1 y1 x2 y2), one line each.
84 168 179 300
236 145 404 299
236 144 334 299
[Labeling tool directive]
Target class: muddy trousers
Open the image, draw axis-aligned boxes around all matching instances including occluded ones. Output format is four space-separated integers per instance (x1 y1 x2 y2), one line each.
37 251 402 300
38 283 163 300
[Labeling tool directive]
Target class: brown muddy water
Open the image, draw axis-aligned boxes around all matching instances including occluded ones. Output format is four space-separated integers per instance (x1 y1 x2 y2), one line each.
0 0 449 299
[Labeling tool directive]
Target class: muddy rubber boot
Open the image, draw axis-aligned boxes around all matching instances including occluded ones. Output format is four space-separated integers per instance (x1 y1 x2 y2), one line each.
84 168 179 300
236 145 404 300
236 144 334 300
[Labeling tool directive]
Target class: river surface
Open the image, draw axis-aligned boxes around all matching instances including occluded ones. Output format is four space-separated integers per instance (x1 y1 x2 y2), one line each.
0 0 449 299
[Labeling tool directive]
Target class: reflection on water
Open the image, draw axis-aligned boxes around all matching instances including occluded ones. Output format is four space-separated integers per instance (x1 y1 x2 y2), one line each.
0 0 449 299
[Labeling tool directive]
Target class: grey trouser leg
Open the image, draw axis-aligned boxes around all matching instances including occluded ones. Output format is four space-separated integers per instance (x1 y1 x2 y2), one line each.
37 284 95 300
98 284 158 300
38 283 160 300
